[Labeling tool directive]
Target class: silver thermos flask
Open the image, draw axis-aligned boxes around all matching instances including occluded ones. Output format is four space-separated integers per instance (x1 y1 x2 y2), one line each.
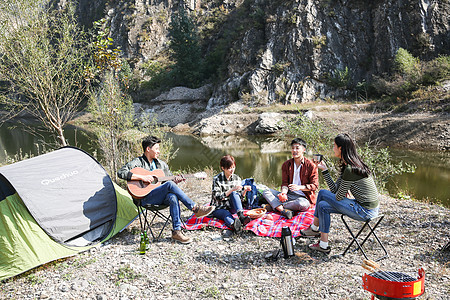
281 226 294 258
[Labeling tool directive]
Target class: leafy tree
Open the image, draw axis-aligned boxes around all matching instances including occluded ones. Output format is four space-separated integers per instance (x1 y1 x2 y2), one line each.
169 6 203 87
0 1 90 146
87 19 134 181
87 20 175 181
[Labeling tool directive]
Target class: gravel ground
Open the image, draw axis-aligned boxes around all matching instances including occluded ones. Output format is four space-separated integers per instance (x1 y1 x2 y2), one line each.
1 178 448 300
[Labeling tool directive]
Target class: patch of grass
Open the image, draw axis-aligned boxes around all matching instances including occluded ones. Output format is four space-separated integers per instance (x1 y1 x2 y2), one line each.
115 265 142 284
62 272 73 281
203 286 221 298
73 257 98 269
27 273 44 285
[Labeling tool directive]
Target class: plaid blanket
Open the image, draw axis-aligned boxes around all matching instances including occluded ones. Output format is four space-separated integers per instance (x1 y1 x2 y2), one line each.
184 207 315 238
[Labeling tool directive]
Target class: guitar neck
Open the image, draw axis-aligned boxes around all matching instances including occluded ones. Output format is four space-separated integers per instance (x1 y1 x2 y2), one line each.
157 174 197 182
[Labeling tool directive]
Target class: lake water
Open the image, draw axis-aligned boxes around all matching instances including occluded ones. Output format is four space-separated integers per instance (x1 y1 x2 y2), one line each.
0 124 449 207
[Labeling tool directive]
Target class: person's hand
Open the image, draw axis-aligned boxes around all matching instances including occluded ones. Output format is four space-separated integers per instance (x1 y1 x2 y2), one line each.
243 185 252 192
278 193 288 203
140 174 155 184
173 175 185 184
234 185 243 192
317 161 328 171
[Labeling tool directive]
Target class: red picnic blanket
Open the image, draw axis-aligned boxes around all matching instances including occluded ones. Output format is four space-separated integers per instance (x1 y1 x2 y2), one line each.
184 207 315 238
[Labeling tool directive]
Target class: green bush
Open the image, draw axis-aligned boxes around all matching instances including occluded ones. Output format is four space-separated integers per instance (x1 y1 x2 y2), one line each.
372 49 449 99
358 144 416 192
280 112 337 156
422 55 450 85
394 48 420 78
140 60 174 90
169 6 203 88
327 67 350 88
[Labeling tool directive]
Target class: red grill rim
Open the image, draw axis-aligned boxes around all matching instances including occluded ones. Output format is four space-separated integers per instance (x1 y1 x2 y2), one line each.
362 268 425 299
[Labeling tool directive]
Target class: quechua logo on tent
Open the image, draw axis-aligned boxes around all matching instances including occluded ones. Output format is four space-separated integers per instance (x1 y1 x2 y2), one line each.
41 170 79 185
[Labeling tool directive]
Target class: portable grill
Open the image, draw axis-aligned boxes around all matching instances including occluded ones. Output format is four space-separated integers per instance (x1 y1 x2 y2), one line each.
362 268 425 300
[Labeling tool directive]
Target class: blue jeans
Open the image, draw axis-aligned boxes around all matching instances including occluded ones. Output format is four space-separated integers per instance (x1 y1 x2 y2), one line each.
314 189 379 233
142 181 196 231
211 191 244 228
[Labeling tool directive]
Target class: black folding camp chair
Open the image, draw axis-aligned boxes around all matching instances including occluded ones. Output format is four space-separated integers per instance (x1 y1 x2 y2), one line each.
133 198 172 241
340 214 389 262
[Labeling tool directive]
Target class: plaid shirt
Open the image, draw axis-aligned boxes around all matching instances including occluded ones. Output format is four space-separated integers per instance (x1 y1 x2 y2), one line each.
211 172 242 209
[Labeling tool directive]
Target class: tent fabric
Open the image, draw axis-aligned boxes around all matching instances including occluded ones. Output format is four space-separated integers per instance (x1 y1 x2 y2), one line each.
0 147 138 281
0 147 117 245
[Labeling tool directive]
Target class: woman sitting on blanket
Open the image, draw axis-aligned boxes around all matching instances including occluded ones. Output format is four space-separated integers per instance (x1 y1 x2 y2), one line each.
210 155 252 239
301 133 379 253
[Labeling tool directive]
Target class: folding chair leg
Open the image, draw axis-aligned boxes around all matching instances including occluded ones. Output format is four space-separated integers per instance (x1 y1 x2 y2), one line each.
147 210 171 241
341 214 389 262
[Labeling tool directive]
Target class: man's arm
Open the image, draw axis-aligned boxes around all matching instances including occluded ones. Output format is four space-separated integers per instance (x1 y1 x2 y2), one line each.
117 157 146 181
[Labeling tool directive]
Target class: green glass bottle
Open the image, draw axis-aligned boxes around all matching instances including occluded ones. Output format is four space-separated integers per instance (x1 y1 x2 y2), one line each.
143 231 150 250
139 233 146 255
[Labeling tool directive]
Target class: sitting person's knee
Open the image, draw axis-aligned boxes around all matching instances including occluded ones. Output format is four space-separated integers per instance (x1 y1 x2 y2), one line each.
165 181 177 188
298 198 310 211
166 193 178 204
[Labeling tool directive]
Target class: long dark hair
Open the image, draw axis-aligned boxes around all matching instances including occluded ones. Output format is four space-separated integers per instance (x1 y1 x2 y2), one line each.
335 133 371 177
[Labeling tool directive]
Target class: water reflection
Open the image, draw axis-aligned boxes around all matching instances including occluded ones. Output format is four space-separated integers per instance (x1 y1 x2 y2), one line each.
385 148 450 204
168 134 291 188
0 123 448 207
168 133 450 207
0 123 95 161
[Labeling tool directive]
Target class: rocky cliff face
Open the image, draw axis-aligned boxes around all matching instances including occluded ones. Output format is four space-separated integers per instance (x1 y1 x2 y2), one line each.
76 0 449 107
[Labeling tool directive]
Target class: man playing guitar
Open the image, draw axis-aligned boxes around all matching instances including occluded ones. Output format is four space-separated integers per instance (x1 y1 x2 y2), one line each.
117 135 215 244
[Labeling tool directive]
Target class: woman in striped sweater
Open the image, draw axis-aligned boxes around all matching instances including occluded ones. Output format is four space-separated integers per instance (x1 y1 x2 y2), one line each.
300 133 379 253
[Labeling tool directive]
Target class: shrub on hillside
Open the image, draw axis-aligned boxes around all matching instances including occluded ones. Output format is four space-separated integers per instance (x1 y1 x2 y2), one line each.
372 48 450 99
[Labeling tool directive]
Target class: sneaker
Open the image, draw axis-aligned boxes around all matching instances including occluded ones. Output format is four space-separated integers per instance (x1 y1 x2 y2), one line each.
231 217 242 233
222 229 233 240
237 211 251 226
308 242 331 253
300 226 321 238
193 205 215 218
281 209 293 219
171 230 192 244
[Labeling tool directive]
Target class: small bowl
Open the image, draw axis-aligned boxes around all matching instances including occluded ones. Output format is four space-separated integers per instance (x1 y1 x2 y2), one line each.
246 208 267 219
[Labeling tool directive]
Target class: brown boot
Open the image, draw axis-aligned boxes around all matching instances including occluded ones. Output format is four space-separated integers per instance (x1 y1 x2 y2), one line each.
172 230 192 244
192 205 215 218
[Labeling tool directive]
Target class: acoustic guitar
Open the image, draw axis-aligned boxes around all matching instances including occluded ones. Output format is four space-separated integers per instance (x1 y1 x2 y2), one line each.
127 167 207 199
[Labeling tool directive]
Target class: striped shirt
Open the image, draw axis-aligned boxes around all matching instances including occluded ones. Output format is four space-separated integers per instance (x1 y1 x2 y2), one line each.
211 172 242 209
322 165 379 209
